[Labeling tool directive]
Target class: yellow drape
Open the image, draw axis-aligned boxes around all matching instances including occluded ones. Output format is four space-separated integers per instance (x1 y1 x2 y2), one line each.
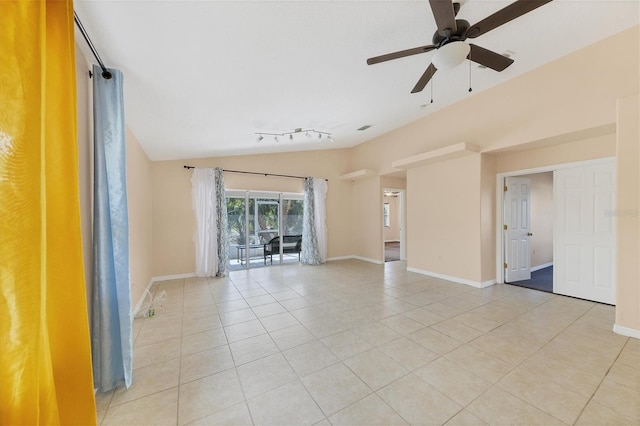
0 0 97 424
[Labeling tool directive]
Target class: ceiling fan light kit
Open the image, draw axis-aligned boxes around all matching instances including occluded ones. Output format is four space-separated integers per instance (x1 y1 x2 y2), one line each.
432 41 470 70
367 0 553 94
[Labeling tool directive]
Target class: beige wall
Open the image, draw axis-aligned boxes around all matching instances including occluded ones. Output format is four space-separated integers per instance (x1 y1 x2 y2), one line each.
407 154 483 283
350 176 382 262
615 93 639 332
126 128 154 307
521 172 554 269
480 155 496 283
151 149 353 276
494 133 616 173
75 44 93 314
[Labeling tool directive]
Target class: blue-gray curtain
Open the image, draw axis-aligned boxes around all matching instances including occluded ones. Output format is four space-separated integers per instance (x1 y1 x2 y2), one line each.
91 65 133 392
215 168 229 277
301 177 321 265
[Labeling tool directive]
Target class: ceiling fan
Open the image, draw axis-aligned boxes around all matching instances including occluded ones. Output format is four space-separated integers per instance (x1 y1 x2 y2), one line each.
367 0 554 93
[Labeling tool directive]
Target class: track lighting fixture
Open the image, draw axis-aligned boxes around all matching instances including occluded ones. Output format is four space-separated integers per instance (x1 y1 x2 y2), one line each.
254 128 333 143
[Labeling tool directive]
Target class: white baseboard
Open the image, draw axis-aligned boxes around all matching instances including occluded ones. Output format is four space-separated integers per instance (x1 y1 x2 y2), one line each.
327 256 354 262
613 324 640 339
327 255 384 265
352 255 384 265
531 262 553 272
406 267 491 288
152 272 196 282
481 279 497 288
133 272 195 316
133 278 156 316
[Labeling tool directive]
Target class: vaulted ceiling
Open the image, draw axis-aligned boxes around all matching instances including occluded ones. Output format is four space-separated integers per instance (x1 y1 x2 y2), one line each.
73 1 639 160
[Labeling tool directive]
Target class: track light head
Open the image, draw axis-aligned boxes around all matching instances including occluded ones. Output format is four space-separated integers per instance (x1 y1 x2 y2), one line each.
257 134 264 142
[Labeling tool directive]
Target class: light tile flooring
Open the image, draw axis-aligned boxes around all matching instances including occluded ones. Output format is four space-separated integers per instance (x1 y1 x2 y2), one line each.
96 260 640 425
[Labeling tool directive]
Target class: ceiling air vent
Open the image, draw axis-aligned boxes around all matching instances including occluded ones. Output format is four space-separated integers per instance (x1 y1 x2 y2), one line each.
357 125 372 131
478 50 515 69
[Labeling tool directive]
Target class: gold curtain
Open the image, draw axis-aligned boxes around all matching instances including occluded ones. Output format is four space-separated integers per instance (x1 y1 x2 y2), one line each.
0 0 97 424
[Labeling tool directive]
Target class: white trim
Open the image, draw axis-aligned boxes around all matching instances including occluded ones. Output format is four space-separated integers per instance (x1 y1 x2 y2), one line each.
327 255 385 265
531 262 553 272
153 272 196 282
481 279 497 288
613 324 640 339
133 272 196 315
353 256 384 265
327 256 354 262
133 278 156 315
406 267 492 288
496 157 615 285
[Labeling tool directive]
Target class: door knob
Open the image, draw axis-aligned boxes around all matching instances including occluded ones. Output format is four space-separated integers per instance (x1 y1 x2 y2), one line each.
527 232 533 236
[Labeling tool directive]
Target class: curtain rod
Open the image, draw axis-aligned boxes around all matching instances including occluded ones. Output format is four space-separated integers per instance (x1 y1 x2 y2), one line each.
74 11 112 80
183 165 327 181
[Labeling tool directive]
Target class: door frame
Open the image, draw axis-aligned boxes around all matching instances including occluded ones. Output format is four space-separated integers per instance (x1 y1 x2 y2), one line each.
495 157 615 285
382 187 406 262
226 189 304 269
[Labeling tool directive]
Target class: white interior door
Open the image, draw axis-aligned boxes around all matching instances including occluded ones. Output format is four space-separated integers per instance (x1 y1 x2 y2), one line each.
504 177 532 282
554 162 616 304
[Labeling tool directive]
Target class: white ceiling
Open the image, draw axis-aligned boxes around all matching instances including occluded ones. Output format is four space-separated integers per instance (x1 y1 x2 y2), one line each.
74 1 639 161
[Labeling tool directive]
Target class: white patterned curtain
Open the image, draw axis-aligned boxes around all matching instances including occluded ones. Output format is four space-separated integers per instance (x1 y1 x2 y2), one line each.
191 167 229 277
313 178 328 263
301 177 328 265
215 168 229 277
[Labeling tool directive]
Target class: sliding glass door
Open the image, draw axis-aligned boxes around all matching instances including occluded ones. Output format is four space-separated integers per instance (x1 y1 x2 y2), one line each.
226 191 303 270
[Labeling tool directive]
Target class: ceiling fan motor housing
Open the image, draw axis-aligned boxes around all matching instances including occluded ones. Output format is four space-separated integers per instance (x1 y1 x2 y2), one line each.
432 19 470 48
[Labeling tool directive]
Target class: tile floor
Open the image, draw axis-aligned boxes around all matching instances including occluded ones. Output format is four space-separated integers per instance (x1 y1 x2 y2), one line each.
96 260 640 425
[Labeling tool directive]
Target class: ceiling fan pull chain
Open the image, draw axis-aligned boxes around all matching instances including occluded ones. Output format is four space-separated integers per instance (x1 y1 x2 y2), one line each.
430 76 434 104
468 57 473 93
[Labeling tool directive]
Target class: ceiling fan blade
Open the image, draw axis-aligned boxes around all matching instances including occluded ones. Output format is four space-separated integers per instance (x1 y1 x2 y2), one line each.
429 0 457 36
367 45 436 65
468 44 514 71
466 0 553 39
411 63 437 94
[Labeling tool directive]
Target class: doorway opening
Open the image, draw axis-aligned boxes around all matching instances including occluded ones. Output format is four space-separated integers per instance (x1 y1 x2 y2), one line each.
226 190 303 271
496 158 617 305
503 172 554 293
383 188 406 262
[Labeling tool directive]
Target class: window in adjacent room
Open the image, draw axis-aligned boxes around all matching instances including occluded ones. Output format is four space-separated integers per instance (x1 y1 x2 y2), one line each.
383 203 390 227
